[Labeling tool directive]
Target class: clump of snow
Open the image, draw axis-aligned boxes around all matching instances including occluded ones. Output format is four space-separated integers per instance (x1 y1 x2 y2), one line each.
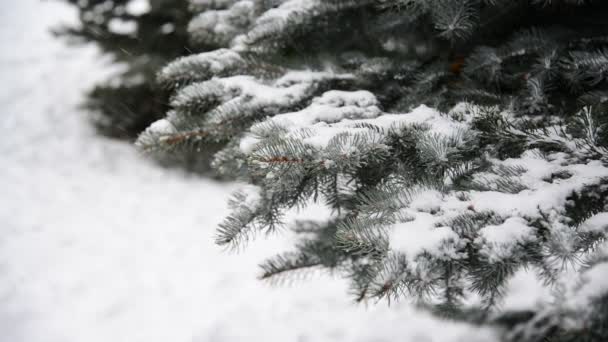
159 49 246 84
240 0 318 45
379 104 471 135
500 150 559 186
501 269 552 311
470 157 608 218
212 71 348 115
581 212 608 232
198 72 352 136
572 262 608 306
170 78 232 112
238 184 263 212
107 18 137 35
388 189 462 262
239 133 263 154
216 71 348 107
220 75 309 104
476 217 536 262
314 104 470 135
160 22 175 34
409 189 443 213
170 71 351 147
304 105 468 149
242 102 467 155
188 1 256 47
231 0 367 50
298 124 378 150
275 70 354 87
563 242 608 313
390 213 461 261
317 90 379 107
147 118 177 135
125 0 150 16
267 90 382 128
379 144 608 271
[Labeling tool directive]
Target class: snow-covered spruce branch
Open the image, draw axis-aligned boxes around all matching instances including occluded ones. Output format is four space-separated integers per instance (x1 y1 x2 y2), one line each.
137 71 356 152
138 0 608 339
203 91 608 306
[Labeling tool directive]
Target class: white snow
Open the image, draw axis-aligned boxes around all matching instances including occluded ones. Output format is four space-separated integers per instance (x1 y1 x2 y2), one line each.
581 213 608 232
391 214 460 260
571 260 608 307
261 90 382 130
476 217 536 262
240 0 317 43
0 1 497 341
220 74 310 103
501 269 552 311
470 157 608 218
386 148 608 265
408 189 444 213
238 133 262 154
389 189 462 261
188 0 256 47
170 71 351 132
159 48 245 84
298 124 374 150
148 118 177 135
563 242 608 313
108 18 137 35
236 184 263 212
242 103 465 154
500 150 558 186
478 217 535 246
275 70 355 86
232 0 368 49
125 0 151 16
188 0 255 47
341 104 468 134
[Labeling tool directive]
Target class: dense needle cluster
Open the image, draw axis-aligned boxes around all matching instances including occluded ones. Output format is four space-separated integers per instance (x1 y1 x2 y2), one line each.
137 1 608 340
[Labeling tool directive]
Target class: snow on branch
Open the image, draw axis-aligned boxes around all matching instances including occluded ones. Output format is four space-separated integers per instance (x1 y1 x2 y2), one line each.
137 70 356 152
233 0 374 49
158 49 247 86
188 1 257 47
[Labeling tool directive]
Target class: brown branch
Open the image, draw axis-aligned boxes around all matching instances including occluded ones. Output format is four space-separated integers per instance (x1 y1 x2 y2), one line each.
162 130 208 145
256 156 305 164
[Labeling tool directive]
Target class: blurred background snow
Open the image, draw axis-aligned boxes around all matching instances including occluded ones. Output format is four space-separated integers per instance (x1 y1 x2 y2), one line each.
0 1 514 341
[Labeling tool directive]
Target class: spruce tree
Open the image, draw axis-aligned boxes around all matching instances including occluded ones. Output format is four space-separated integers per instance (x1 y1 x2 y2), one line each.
137 1 608 339
57 0 225 172
56 0 192 139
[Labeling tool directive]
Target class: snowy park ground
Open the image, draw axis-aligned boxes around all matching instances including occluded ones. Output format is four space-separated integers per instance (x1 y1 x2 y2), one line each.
0 1 547 341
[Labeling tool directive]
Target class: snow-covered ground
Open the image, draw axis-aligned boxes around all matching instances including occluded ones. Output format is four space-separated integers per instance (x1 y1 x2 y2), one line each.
0 1 501 341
